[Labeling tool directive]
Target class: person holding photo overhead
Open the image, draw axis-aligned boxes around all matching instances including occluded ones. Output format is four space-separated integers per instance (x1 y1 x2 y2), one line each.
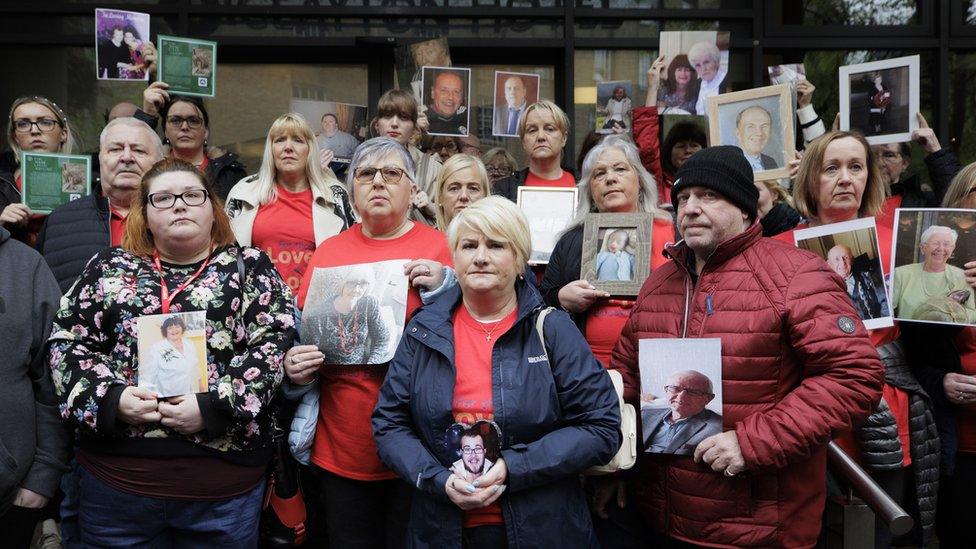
48 158 295 546
373 196 619 548
281 137 453 549
144 315 201 397
595 229 634 282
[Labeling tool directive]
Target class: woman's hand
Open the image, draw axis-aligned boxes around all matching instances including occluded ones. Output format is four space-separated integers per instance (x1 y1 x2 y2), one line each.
285 344 324 385
143 81 170 117
0 203 31 227
404 259 445 291
12 488 48 509
589 475 627 519
557 280 610 313
141 41 157 75
796 79 815 109
944 372 976 405
646 55 666 107
964 260 976 288
117 386 161 425
912 113 941 154
319 149 335 170
831 112 840 132
159 394 204 435
417 105 430 134
787 150 803 180
473 456 507 490
413 190 437 218
444 472 507 511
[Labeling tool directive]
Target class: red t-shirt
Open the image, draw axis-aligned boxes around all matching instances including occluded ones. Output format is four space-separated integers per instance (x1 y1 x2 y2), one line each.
585 218 675 366
452 305 517 528
252 186 316 293
954 329 976 453
524 170 576 188
297 222 453 481
110 208 127 247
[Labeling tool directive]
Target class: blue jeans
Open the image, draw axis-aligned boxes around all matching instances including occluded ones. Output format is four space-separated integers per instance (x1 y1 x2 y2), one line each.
78 467 265 548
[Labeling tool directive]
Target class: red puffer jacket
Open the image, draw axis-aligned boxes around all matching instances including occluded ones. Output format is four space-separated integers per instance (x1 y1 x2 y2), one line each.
610 223 884 548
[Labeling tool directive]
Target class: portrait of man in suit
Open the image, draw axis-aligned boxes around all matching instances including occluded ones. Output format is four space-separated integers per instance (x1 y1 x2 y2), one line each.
734 105 777 172
492 72 539 137
643 369 722 455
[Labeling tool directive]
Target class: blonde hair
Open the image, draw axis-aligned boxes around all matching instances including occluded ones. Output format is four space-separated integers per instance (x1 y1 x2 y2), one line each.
517 100 570 139
792 130 886 220
447 196 531 270
7 96 76 160
251 113 339 206
432 154 491 231
760 179 794 208
942 162 976 208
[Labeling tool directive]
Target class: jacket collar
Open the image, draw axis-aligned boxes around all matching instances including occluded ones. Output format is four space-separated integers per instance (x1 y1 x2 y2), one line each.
226 175 338 209
664 221 763 275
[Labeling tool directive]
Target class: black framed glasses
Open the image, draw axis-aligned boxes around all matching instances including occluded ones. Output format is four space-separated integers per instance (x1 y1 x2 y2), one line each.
147 189 210 209
353 165 408 185
664 385 711 398
166 116 205 129
13 118 60 133
429 140 458 152
461 446 485 456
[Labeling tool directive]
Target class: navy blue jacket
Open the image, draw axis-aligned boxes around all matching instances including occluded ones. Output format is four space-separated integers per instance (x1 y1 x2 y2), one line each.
372 280 619 548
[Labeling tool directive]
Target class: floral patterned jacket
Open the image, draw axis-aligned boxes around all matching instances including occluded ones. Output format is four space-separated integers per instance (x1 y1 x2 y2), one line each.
48 245 296 464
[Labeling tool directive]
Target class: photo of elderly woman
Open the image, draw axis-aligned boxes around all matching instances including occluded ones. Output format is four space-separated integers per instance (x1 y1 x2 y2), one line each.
300 259 409 365
596 80 633 134
137 311 208 398
445 421 501 484
596 228 636 281
892 209 976 327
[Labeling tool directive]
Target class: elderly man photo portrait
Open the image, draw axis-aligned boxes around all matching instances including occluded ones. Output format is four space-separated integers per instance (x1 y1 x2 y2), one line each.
734 105 778 171
690 40 727 115
450 428 493 484
425 68 469 136
608 145 882 547
493 73 535 137
826 243 890 321
643 370 722 455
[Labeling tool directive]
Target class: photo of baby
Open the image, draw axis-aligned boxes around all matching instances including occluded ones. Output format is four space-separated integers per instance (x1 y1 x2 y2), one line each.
596 228 637 281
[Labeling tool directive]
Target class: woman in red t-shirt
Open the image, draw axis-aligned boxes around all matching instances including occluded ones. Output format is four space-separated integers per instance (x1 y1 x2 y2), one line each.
779 130 938 546
430 153 491 232
492 100 577 201
283 137 453 548
225 113 350 294
1 95 77 244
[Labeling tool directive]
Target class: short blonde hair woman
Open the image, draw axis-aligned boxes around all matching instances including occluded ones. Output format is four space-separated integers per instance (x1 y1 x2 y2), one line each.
431 153 491 232
493 100 575 202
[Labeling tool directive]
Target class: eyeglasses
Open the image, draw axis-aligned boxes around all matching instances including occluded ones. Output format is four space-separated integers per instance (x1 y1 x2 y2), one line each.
147 189 210 209
13 118 60 133
876 151 902 163
353 165 408 185
461 446 485 456
664 385 711 398
429 140 458 152
166 116 205 129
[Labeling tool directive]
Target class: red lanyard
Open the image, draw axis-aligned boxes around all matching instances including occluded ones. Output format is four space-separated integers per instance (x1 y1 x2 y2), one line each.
153 248 213 314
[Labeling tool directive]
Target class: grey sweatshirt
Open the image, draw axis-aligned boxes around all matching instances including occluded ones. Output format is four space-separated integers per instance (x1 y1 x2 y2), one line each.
0 225 68 515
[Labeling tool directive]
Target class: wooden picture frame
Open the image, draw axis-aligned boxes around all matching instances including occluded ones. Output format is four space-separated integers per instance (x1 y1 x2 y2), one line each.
516 186 579 265
580 212 652 297
706 83 795 182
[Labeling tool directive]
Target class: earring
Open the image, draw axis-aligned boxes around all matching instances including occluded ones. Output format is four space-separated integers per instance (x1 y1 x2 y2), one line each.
162 136 170 145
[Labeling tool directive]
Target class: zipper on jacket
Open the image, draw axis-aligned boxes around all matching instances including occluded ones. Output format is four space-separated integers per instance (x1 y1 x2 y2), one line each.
680 275 692 338
705 293 713 315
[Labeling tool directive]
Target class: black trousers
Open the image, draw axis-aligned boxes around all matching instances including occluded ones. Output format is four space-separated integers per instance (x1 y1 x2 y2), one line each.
462 525 507 549
937 453 976 548
310 467 412 549
0 505 45 548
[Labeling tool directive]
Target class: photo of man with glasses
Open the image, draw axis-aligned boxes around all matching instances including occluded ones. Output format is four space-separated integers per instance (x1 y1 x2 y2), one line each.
642 369 722 455
450 426 494 483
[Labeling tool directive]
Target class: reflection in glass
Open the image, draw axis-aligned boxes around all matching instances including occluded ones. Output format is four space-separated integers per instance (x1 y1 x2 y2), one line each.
777 0 919 26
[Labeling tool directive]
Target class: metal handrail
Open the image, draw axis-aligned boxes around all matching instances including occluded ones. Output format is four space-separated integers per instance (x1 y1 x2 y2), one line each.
827 441 914 536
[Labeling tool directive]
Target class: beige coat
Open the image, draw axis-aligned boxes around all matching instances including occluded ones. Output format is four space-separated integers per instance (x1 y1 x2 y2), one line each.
225 175 346 246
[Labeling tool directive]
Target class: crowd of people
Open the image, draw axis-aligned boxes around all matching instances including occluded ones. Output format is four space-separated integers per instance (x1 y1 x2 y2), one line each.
2 41 976 549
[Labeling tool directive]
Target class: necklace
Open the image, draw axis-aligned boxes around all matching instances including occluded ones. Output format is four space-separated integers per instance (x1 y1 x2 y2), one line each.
475 318 505 342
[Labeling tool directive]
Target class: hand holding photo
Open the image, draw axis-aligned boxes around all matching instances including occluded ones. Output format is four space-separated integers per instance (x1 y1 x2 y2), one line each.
658 30 731 116
638 338 723 456
839 55 919 145
300 260 410 365
95 8 150 81
137 311 208 398
422 66 471 137
580 213 653 296
157 35 218 97
20 152 91 214
707 83 795 181
445 420 502 485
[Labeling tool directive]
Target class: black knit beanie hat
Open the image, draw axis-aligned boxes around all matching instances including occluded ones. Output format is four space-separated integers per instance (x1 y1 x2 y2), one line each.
670 145 759 220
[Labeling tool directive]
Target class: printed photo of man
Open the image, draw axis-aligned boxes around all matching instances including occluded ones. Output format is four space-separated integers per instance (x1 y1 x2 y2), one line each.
450 428 493 483
493 74 531 137
425 67 469 136
826 244 890 321
642 370 722 455
735 105 777 172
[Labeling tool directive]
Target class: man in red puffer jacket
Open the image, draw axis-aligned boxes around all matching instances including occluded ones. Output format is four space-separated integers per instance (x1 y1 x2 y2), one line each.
609 146 884 548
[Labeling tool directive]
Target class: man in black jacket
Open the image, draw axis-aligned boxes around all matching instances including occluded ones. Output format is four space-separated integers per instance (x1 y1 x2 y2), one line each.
36 117 163 292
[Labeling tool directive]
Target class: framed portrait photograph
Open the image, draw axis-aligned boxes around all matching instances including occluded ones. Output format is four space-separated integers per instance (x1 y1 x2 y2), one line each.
891 208 976 327
492 71 540 138
707 83 795 182
657 30 731 116
839 55 920 145
596 80 633 134
300 259 410 365
95 8 150 81
444 420 502 484
638 338 723 456
289 99 368 163
516 186 578 265
794 218 894 330
421 66 471 137
136 311 208 398
580 213 653 297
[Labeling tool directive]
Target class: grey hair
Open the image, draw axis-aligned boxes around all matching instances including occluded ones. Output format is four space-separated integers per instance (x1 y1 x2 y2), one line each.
688 41 721 65
920 225 958 247
668 369 714 395
99 117 164 158
570 135 672 229
345 137 417 215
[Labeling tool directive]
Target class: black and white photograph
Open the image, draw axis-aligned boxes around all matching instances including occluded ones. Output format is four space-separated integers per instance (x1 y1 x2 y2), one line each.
638 338 723 456
516 186 578 265
136 311 208 398
394 37 452 98
580 213 653 296
794 218 894 330
289 99 368 163
492 71 540 137
596 80 633 134
657 30 731 116
839 55 919 145
422 66 471 137
300 260 410 365
891 208 976 327
444 420 502 484
708 83 795 181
